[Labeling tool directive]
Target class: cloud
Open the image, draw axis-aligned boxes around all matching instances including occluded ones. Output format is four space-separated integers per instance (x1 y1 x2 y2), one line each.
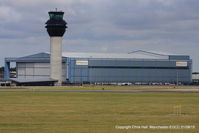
1 0 75 7
0 6 21 24
156 0 174 5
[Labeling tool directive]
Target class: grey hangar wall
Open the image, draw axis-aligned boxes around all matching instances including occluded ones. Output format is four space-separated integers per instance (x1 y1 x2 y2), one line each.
68 57 192 84
5 51 192 84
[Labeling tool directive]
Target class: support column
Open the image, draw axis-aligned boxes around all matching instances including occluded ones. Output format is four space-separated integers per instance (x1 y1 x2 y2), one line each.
50 37 62 86
4 60 10 80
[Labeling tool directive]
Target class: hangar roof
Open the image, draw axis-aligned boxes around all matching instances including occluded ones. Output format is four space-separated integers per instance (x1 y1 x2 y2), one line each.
62 50 169 59
5 50 190 63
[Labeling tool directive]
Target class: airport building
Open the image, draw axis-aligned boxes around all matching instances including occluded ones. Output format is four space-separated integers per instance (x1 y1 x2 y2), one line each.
2 10 193 85
4 50 192 85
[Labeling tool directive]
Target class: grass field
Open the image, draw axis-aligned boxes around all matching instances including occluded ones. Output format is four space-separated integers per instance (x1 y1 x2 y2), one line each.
0 86 199 133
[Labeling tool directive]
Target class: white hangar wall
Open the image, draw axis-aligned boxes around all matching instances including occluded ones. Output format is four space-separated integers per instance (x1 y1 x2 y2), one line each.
17 62 66 81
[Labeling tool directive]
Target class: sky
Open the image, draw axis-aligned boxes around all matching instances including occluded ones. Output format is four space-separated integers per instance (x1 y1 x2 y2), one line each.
0 0 199 71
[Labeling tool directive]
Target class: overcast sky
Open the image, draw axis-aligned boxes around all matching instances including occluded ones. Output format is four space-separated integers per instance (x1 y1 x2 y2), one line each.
0 0 199 71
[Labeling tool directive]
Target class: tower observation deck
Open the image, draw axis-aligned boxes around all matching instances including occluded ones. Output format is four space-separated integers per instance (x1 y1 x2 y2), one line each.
45 11 67 37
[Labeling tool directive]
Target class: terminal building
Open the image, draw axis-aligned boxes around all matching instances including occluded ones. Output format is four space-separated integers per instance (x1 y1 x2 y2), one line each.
4 50 192 85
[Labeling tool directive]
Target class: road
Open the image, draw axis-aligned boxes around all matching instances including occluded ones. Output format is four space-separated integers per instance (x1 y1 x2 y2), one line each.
0 89 199 93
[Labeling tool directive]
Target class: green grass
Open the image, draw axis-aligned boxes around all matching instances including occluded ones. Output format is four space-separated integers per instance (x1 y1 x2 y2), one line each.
0 88 198 133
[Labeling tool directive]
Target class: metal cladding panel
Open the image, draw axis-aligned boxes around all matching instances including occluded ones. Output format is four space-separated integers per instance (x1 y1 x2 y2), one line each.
169 55 190 60
34 63 50 67
25 68 34 75
17 63 26 67
17 68 25 75
34 69 50 75
16 62 66 81
68 58 192 83
89 60 179 67
192 74 199 80
87 69 190 83
62 63 67 81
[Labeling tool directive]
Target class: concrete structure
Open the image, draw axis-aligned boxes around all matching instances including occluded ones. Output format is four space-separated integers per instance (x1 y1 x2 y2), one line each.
5 50 192 84
45 10 67 85
50 37 62 85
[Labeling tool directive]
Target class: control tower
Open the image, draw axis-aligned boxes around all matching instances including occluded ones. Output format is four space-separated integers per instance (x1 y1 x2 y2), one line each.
45 10 67 86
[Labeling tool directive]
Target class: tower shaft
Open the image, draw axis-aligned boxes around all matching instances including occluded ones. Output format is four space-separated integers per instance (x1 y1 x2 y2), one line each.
50 37 62 86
